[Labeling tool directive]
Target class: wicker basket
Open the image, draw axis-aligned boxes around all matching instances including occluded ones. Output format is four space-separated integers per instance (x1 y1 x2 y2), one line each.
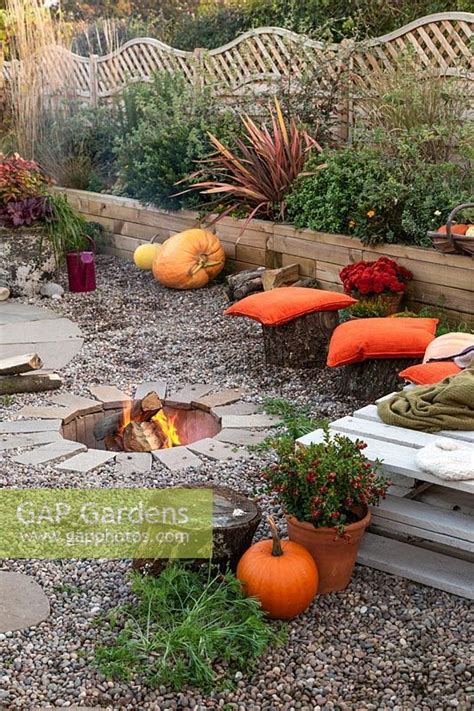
427 202 474 256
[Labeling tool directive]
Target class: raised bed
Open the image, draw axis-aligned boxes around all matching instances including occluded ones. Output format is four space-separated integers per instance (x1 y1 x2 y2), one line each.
60 188 474 325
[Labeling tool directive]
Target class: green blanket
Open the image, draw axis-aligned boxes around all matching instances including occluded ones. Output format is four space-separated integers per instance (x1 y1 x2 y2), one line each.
377 366 474 432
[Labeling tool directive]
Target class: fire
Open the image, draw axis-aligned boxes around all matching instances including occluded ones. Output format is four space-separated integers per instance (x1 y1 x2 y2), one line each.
120 400 133 430
152 409 181 448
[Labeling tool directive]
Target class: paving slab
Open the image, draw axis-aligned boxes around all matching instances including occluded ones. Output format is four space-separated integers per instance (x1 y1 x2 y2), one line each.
89 385 131 409
12 440 86 466
0 419 62 434
0 572 50 632
17 405 73 421
114 452 152 475
0 431 63 450
192 388 244 412
152 446 202 471
166 383 214 408
220 414 281 429
187 437 250 462
51 393 103 415
215 428 270 446
212 402 260 417
135 380 168 400
55 449 117 473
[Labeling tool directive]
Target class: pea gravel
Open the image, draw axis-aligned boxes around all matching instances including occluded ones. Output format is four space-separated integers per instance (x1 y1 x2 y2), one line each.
0 256 472 711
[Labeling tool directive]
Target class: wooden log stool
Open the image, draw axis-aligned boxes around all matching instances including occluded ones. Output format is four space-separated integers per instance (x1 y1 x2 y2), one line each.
262 310 339 368
334 358 419 401
224 286 353 369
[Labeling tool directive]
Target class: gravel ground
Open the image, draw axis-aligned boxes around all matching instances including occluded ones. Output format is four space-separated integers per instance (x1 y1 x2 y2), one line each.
0 256 472 711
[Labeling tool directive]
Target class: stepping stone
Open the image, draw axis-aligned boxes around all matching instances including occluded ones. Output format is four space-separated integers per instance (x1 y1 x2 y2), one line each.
0 340 84 372
0 318 81 344
0 419 62 434
12 440 86 466
114 452 152 475
192 388 244 412
89 385 131 409
0 431 63 450
17 406 74 423
135 380 167 400
187 438 250 462
55 449 117 473
153 446 202 471
212 402 260 417
215 428 270 446
166 383 214 409
220 414 281 429
0 571 50 632
0 302 60 325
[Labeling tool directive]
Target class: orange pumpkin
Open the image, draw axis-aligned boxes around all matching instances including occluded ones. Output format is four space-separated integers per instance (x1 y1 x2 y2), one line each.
236 517 318 620
152 228 225 289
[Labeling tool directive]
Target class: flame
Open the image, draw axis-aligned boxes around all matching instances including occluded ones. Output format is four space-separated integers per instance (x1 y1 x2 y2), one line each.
120 400 133 430
152 409 181 448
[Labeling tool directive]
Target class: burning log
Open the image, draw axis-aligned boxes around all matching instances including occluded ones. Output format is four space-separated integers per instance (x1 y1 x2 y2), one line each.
122 421 164 452
94 392 163 441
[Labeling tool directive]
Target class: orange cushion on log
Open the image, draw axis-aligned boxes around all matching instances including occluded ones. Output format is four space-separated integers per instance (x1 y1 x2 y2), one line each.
327 318 438 367
399 361 462 385
224 287 357 326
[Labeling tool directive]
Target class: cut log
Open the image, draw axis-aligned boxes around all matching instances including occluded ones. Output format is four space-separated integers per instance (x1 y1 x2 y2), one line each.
0 372 61 395
261 263 299 291
0 352 42 376
0 287 10 301
226 267 266 302
139 392 163 415
335 358 419 401
93 391 163 441
133 485 261 575
123 421 163 452
262 310 339 368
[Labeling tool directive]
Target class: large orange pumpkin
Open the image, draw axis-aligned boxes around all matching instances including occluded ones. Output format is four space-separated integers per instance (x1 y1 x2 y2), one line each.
236 518 318 620
152 228 225 289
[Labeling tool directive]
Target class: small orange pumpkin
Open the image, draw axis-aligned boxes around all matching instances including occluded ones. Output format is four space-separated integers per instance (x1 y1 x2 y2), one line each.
437 224 469 236
152 228 225 289
236 517 318 620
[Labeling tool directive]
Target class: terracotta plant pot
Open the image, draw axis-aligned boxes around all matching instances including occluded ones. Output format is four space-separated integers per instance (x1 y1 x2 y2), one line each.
286 505 371 593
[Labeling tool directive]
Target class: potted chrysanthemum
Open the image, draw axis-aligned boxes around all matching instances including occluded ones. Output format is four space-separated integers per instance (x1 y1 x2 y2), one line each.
263 428 390 593
340 256 412 317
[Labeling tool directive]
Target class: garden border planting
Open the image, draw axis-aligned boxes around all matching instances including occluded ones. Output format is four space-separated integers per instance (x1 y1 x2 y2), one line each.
62 188 474 325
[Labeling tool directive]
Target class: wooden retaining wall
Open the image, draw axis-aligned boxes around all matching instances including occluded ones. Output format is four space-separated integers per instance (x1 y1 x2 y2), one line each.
62 188 474 325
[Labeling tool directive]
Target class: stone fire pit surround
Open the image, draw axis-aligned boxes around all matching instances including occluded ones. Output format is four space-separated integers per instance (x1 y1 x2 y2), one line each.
6 382 280 474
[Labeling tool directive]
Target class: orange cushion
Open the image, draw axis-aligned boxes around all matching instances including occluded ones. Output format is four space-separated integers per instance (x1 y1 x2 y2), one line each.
399 362 462 385
224 287 357 326
327 318 438 367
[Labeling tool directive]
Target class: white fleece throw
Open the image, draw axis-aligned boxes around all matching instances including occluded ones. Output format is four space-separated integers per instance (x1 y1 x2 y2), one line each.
416 439 474 480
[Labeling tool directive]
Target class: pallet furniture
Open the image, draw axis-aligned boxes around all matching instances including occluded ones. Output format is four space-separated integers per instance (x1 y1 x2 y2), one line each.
297 392 474 599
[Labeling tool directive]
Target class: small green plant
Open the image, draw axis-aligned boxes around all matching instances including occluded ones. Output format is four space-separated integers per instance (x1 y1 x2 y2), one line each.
44 193 96 263
263 426 389 534
263 397 326 442
348 299 394 318
0 394 15 407
95 563 283 691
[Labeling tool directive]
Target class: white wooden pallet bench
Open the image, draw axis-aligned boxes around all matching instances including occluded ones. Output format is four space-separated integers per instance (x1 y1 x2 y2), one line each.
297 394 474 600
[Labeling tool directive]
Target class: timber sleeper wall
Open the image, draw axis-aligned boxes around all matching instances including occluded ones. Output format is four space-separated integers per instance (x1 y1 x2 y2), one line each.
62 188 474 325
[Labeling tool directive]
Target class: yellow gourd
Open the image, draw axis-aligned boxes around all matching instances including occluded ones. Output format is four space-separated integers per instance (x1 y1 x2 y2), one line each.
133 238 162 270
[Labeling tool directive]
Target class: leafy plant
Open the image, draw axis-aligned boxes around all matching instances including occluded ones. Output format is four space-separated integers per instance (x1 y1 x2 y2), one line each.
396 302 474 337
95 563 282 691
114 72 239 210
45 193 95 262
0 195 52 227
286 141 472 247
263 397 326 441
184 99 321 226
0 153 50 204
348 298 397 319
263 426 389 534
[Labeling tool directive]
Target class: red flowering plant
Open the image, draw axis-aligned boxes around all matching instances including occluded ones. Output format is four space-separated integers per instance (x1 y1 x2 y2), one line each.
340 256 412 298
0 153 52 228
262 428 389 536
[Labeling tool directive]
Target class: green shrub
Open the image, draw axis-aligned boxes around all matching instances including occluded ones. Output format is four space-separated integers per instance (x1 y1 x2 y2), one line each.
114 72 239 209
286 138 472 247
95 563 283 691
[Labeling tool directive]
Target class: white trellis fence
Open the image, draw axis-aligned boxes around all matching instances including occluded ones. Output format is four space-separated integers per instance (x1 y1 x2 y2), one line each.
1 12 473 139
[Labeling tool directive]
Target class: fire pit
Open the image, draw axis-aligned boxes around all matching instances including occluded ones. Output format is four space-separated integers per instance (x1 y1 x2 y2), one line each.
64 391 221 453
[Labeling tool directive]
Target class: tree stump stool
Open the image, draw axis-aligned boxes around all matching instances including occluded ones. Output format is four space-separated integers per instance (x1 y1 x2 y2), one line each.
334 358 419 401
133 485 261 576
262 311 339 368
